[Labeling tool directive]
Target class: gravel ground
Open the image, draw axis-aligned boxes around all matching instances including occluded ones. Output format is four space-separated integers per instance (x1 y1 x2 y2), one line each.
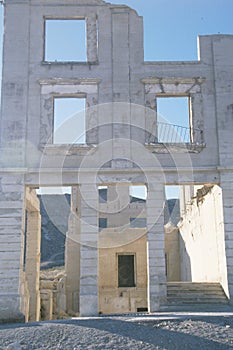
0 312 233 350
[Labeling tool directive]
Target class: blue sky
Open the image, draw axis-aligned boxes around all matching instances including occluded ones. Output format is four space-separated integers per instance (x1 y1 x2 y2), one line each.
0 1 232 86
0 0 233 63
110 0 233 61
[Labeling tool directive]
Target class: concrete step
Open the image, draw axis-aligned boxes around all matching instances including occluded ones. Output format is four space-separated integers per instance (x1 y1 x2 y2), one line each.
160 303 233 312
168 282 223 289
167 282 229 305
167 295 228 301
168 299 229 305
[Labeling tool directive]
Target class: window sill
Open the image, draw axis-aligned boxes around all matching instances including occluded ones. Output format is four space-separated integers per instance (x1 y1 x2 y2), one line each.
145 142 206 154
39 144 97 156
41 60 99 66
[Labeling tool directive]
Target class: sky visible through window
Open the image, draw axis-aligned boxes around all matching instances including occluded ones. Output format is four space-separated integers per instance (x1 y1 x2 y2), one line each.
157 97 190 143
157 97 189 128
165 186 180 201
130 185 147 200
45 19 86 62
53 97 86 144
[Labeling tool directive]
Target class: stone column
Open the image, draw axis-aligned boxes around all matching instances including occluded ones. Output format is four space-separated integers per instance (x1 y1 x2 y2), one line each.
0 174 25 323
146 180 167 312
65 186 80 314
220 173 233 302
79 183 98 316
25 210 41 322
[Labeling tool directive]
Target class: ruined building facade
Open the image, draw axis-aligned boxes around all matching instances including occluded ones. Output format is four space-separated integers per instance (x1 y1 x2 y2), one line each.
0 0 233 322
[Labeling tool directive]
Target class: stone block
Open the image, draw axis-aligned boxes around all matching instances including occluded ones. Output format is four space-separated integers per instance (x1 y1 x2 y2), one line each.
80 266 98 277
79 294 98 316
80 276 97 286
148 297 160 312
0 294 24 323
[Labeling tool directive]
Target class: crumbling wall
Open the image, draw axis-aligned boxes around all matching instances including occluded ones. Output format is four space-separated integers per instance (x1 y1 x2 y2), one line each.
40 268 67 320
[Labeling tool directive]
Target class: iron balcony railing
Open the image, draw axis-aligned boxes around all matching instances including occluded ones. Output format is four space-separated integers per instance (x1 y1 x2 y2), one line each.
147 122 204 145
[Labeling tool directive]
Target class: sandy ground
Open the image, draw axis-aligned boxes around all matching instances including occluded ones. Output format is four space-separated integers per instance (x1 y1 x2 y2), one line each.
0 312 233 350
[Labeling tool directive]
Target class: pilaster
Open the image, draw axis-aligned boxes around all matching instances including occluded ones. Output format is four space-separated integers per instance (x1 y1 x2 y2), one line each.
79 183 98 316
0 174 25 323
146 180 166 312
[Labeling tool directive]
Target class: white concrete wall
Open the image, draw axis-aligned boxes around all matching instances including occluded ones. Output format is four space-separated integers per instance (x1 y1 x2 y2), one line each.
0 175 25 322
221 175 233 301
178 185 229 297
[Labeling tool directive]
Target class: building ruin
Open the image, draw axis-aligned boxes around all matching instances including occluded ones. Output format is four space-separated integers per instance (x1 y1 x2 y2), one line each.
0 0 233 322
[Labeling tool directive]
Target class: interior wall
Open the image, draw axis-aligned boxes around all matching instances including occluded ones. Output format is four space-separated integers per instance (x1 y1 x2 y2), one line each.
178 185 229 296
24 188 41 322
98 233 147 314
165 226 181 282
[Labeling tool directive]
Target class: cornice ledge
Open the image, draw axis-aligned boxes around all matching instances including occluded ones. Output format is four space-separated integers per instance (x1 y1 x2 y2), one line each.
141 77 206 85
38 78 102 85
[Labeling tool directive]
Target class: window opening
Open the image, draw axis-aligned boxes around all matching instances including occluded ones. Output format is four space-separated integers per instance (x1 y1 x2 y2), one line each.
157 96 190 143
99 217 107 230
99 186 108 203
164 185 181 226
118 254 135 287
130 185 147 202
37 186 71 270
45 19 86 62
53 97 86 144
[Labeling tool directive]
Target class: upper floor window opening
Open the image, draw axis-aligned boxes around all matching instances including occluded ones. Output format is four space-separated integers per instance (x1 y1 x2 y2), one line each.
156 96 191 143
44 19 87 62
53 97 86 144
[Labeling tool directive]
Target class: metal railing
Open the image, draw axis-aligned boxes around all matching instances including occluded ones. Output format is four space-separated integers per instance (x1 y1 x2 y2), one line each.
147 122 204 145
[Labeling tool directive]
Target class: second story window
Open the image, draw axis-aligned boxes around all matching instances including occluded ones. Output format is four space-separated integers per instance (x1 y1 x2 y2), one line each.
157 96 191 143
53 97 86 144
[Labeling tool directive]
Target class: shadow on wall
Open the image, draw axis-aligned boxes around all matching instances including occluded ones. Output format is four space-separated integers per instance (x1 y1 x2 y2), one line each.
179 234 192 282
